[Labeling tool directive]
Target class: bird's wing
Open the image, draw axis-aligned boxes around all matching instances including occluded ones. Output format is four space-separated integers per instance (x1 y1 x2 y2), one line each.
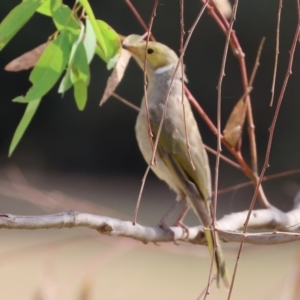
150 112 212 225
151 118 231 287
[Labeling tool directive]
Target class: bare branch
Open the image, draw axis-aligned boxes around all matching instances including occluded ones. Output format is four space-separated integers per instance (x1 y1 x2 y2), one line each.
270 0 282 106
0 206 300 245
112 93 140 112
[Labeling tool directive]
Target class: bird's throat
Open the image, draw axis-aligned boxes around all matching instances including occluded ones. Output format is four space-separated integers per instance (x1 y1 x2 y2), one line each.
154 64 175 75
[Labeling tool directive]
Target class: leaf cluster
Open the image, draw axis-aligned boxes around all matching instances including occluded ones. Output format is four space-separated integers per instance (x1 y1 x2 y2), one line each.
0 0 121 155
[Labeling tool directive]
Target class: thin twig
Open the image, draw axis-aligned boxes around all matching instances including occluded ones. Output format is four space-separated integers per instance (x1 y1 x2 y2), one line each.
195 2 270 207
213 0 239 203
204 145 242 170
185 85 270 207
248 38 265 88
206 0 239 297
179 0 195 170
205 1 260 181
197 276 216 300
133 0 159 224
133 166 151 225
228 16 300 300
217 168 300 195
244 8 300 239
270 0 282 106
213 0 238 229
124 0 155 40
143 0 159 158
112 93 139 112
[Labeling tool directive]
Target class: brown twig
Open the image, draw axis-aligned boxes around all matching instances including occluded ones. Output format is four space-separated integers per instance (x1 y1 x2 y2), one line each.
204 145 242 170
124 0 155 40
236 37 269 210
133 0 159 225
270 0 282 106
244 8 300 235
192 2 270 207
112 93 139 112
197 275 216 300
205 0 239 296
213 0 238 230
133 166 151 225
217 168 300 195
248 38 265 88
228 16 300 300
185 87 269 207
179 0 195 170
204 1 259 178
143 1 159 158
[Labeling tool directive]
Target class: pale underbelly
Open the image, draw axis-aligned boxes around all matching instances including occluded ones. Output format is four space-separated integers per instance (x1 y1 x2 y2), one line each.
135 111 182 199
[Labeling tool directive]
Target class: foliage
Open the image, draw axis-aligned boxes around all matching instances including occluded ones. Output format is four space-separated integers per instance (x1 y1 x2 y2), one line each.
0 0 121 155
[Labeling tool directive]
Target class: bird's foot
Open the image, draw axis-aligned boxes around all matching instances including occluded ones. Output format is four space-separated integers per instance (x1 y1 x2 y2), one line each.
157 221 178 245
173 220 190 239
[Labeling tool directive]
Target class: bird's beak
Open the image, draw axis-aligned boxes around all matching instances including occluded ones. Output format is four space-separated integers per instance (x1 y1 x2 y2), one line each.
122 43 139 55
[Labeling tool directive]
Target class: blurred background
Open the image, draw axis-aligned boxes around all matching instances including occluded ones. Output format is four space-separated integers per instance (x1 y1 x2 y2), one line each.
1 0 300 299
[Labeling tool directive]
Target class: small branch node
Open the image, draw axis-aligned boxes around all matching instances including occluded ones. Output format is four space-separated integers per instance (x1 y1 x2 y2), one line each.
98 223 113 233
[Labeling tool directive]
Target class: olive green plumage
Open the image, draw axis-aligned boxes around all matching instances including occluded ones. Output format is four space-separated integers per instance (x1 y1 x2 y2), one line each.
123 36 230 288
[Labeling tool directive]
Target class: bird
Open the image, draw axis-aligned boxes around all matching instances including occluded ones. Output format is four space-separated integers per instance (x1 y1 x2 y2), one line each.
122 35 230 288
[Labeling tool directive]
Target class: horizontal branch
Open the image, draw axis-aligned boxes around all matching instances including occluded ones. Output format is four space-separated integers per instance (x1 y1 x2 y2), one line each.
1 206 300 245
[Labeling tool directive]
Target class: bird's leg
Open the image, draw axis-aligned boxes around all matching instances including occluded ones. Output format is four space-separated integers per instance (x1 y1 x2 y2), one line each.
158 199 184 227
173 201 191 239
157 199 191 242
157 200 185 244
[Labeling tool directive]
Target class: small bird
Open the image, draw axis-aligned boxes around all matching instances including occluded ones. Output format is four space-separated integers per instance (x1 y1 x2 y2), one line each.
123 35 230 288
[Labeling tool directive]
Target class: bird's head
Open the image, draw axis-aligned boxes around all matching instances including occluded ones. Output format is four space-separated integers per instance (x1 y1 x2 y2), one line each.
122 35 183 79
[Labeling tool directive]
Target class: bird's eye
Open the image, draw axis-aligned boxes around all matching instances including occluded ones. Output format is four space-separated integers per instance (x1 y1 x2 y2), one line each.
147 48 154 54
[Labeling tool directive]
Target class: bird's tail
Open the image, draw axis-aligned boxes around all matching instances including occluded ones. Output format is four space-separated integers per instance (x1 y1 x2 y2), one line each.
204 228 230 288
162 157 230 287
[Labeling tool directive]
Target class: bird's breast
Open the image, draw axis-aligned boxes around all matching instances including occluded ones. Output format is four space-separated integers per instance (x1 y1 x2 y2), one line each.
135 100 182 197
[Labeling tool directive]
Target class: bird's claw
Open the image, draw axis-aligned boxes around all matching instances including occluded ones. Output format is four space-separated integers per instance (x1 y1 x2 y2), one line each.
157 221 177 244
173 221 190 239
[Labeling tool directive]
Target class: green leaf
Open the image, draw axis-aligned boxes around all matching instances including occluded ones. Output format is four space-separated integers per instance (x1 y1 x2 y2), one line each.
58 23 85 94
83 19 96 64
0 0 42 50
9 98 41 156
71 41 89 84
77 0 108 59
73 80 87 110
13 30 72 103
95 20 121 68
107 53 120 70
51 0 79 35
36 0 51 16
58 69 72 94
68 21 85 66
50 0 61 11
12 96 28 103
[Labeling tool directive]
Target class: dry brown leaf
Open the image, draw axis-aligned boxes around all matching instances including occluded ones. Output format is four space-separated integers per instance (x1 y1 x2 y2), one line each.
223 98 247 148
99 49 131 106
5 42 49 72
100 34 145 106
212 0 232 18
